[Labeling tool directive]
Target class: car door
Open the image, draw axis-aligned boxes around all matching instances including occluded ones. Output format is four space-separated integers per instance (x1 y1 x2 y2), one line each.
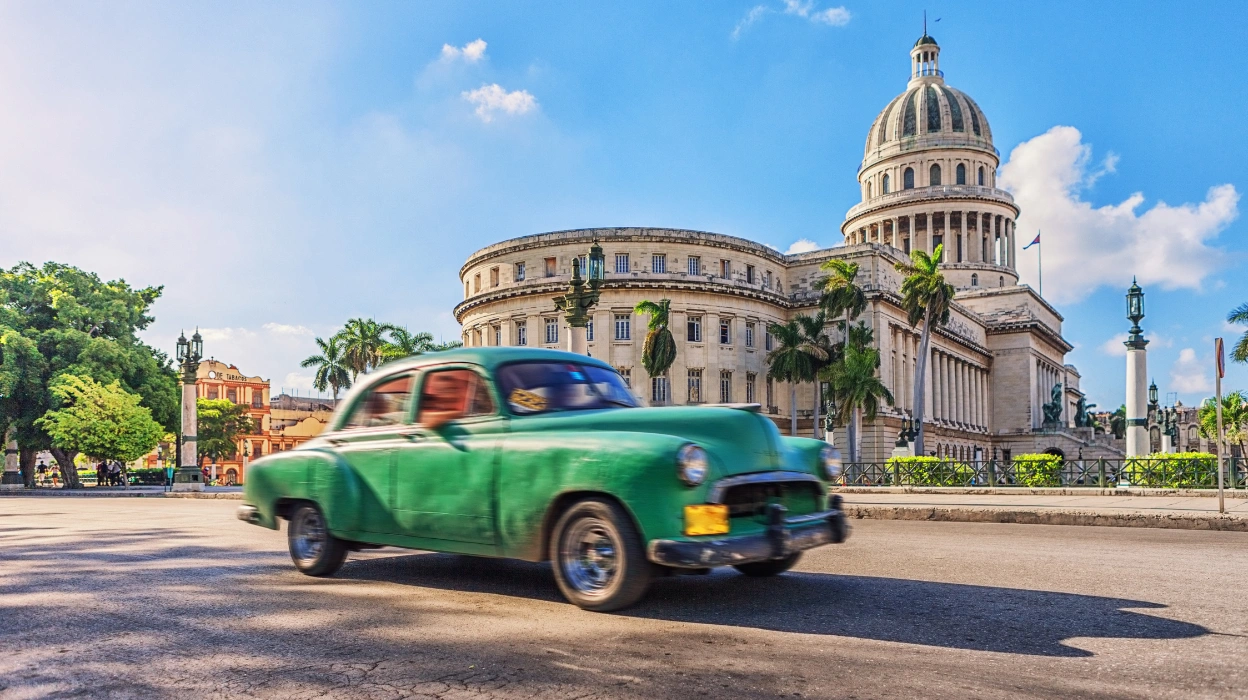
393 366 504 546
327 372 416 535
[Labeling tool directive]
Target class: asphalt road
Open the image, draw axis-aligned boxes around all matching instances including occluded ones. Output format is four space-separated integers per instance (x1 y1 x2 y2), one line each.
1 498 1245 699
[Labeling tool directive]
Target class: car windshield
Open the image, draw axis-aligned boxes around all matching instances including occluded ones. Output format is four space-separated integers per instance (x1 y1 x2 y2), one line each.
496 362 639 415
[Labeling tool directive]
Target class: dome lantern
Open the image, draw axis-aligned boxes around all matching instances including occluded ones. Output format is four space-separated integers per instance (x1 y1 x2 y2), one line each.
910 34 942 84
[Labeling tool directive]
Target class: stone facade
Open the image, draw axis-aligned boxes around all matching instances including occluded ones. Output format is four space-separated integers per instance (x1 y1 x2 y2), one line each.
453 33 1118 463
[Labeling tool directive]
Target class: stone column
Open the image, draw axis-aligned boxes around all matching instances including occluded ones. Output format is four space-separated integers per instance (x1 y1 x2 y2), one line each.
3 429 21 489
1126 337 1149 457
173 368 203 492
567 323 587 355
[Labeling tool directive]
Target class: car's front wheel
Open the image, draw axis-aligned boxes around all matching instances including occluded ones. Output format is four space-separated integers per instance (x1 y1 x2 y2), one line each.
287 503 347 577
733 552 802 577
551 498 652 612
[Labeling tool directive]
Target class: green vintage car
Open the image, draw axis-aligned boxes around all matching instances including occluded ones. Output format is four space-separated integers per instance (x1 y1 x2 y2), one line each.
238 347 848 611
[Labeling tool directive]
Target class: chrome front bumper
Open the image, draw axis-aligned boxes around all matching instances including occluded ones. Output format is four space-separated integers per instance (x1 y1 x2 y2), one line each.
236 504 260 523
647 496 849 569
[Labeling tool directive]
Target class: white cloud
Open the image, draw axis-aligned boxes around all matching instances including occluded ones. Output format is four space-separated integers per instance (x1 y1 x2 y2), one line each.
1100 331 1172 357
999 126 1240 304
1170 348 1212 394
281 372 318 394
783 1 851 26
440 39 487 63
461 83 538 123
732 5 770 40
262 322 314 336
785 238 821 254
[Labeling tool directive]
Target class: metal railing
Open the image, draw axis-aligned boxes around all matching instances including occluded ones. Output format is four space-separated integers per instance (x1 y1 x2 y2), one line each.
839 457 1245 489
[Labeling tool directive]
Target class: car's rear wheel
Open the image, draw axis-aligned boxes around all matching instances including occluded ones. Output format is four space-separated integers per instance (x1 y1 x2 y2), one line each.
733 552 802 577
287 503 347 577
551 498 652 612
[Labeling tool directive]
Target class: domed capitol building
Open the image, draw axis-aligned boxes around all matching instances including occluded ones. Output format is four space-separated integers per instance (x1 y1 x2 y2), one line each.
455 34 1120 462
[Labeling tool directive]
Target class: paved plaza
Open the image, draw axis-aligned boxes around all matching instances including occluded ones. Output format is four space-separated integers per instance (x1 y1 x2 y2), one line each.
2 498 1246 698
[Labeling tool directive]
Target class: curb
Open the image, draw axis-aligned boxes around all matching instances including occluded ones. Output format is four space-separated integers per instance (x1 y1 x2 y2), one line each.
845 504 1248 532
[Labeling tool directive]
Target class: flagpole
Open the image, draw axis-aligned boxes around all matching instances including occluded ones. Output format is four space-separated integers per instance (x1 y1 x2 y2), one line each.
1038 231 1042 297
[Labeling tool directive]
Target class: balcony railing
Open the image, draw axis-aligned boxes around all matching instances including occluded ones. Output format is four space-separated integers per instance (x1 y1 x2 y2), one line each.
845 185 1015 220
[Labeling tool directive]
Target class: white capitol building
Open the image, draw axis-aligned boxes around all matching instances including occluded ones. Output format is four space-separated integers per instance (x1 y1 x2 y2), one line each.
455 34 1119 462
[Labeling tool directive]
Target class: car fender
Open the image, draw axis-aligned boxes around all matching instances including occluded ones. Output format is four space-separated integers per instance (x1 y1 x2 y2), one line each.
243 449 364 533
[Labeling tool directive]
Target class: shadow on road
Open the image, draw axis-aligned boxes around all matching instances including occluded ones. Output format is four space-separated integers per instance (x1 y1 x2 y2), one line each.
338 552 1208 657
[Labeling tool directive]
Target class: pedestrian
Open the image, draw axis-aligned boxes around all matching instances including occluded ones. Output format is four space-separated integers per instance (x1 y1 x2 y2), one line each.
96 461 106 487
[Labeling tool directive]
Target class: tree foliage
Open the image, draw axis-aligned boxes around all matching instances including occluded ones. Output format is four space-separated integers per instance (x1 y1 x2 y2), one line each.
1198 390 1247 453
894 245 956 456
1228 303 1248 364
824 342 893 461
36 374 163 463
301 336 352 400
635 299 677 380
196 398 255 465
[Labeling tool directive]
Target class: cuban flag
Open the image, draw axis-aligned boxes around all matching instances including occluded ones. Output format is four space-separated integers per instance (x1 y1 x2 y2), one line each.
1023 231 1041 250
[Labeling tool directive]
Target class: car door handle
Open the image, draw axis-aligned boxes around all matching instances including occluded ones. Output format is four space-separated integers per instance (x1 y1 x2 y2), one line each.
400 431 423 442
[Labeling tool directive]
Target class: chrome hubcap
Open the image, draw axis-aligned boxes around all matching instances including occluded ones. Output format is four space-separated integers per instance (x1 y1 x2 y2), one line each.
292 509 326 565
560 517 620 597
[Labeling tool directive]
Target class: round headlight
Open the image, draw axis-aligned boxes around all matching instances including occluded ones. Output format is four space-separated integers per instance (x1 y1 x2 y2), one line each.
676 444 708 486
820 444 842 480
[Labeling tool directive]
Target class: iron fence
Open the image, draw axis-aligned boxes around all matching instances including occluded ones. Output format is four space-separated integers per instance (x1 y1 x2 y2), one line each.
840 457 1245 489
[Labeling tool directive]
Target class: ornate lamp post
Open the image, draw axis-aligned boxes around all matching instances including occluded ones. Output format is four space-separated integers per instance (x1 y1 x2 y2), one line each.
1123 279 1150 457
173 330 204 491
553 240 605 355
2 393 21 489
1148 380 1159 412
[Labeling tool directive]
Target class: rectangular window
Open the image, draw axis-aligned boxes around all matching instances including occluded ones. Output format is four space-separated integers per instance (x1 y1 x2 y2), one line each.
746 265 755 284
615 253 630 274
544 318 558 344
764 270 773 289
516 321 527 346
207 386 219 400
617 367 632 388
745 322 755 348
545 257 557 277
687 369 703 404
687 315 702 343
651 254 666 273
614 314 631 340
765 329 773 351
688 256 701 276
577 255 588 276
474 274 481 293
226 388 238 403
719 371 732 403
490 267 499 287
746 373 756 404
515 262 526 281
493 325 501 346
766 377 774 409
651 375 669 404
720 259 730 278
251 390 263 408
586 320 594 342
720 320 731 345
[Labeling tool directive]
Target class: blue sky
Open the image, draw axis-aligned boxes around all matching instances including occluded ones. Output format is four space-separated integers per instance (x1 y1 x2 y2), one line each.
0 1 1244 410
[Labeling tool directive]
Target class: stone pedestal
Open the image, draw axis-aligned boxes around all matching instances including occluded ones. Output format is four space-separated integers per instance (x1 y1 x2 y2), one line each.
172 378 203 492
2 435 23 489
1161 435 1173 454
566 324 587 355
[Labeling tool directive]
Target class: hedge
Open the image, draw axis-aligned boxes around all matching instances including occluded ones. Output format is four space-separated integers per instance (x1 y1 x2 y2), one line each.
885 456 974 486
1009 453 1064 487
1124 452 1217 489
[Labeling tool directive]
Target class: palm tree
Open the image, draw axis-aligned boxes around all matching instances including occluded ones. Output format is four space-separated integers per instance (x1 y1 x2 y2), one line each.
1199 390 1247 456
894 244 956 456
825 342 894 462
382 326 436 361
816 258 867 349
300 336 352 401
334 318 399 379
795 311 834 438
634 299 677 402
1228 303 1248 364
766 316 829 436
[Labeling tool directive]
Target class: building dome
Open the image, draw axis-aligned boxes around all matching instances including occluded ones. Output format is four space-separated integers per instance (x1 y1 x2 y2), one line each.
862 35 995 165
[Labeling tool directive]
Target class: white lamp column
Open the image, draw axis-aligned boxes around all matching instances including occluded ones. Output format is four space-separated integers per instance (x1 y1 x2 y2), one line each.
1124 280 1149 458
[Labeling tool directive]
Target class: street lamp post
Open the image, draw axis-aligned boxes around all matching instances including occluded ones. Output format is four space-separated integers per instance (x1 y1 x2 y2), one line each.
553 240 605 355
1123 279 1150 458
173 330 204 492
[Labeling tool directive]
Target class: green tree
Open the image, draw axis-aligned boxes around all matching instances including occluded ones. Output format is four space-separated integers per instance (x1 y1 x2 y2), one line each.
634 300 677 396
36 374 163 486
196 398 255 467
300 336 352 401
381 326 437 361
816 258 867 350
894 244 956 456
1110 405 1126 440
795 311 834 438
1198 391 1247 456
1228 303 1248 364
766 315 829 436
0 262 179 486
825 340 894 463
334 318 400 379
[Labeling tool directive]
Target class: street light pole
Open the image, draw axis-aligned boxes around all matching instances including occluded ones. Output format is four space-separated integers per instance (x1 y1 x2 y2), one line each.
173 330 204 492
554 240 605 356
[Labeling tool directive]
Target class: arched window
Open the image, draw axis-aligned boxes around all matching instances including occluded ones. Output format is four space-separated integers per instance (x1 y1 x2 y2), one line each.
1189 425 1200 444
867 181 872 198
971 273 978 286
882 173 890 194
929 164 941 186
999 276 1004 287
956 163 966 185
977 166 985 186
903 167 914 190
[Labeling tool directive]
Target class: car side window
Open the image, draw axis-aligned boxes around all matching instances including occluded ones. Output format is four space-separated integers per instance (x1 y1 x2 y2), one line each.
416 369 495 426
341 374 415 430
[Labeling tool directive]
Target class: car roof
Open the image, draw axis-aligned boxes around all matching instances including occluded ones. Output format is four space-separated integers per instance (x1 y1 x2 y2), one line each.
370 346 616 375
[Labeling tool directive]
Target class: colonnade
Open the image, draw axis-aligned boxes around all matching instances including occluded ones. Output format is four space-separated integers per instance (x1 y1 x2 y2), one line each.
888 325 988 432
846 211 1015 268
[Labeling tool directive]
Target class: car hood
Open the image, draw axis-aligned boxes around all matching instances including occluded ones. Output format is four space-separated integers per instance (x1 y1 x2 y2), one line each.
510 405 789 477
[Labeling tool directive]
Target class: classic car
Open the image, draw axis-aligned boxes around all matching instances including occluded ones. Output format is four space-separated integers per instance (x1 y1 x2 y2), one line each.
238 347 848 611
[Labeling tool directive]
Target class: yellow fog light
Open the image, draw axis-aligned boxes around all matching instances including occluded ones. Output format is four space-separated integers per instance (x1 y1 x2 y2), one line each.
684 504 730 536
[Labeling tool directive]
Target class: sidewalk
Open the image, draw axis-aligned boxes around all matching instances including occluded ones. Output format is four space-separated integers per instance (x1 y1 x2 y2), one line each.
840 491 1248 532
0 486 243 498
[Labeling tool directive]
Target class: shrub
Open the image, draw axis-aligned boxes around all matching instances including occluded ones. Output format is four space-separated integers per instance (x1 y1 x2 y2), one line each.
1010 453 1064 487
128 467 168 485
1124 452 1216 488
886 456 974 486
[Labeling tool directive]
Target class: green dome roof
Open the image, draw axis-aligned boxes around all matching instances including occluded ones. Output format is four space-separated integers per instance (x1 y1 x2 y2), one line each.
914 34 938 47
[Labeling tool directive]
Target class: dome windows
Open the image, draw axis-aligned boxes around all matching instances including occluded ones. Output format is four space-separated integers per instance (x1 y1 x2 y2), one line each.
977 166 985 186
882 173 891 194
903 167 915 190
929 164 941 186
971 273 979 287
925 87 941 132
867 181 873 198
956 163 966 185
